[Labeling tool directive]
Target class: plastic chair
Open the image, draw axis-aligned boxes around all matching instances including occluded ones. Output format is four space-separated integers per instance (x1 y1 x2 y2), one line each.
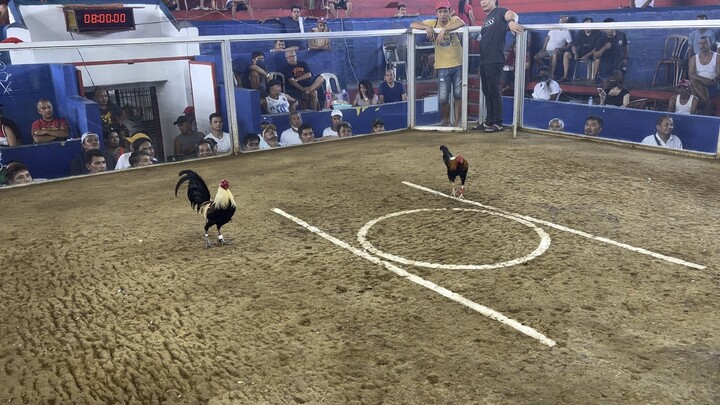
268 71 285 85
652 35 688 87
320 72 341 94
572 59 593 80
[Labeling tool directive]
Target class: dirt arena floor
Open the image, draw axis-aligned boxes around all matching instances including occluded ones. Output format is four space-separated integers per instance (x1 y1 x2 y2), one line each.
1 129 719 404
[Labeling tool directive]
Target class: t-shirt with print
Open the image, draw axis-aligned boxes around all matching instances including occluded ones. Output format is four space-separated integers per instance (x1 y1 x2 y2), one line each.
420 16 462 69
479 7 509 65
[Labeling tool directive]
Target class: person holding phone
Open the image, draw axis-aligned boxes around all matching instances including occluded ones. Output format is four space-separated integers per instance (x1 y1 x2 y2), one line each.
599 70 630 107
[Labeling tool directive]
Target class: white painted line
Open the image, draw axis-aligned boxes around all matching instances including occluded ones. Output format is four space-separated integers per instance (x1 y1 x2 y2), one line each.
357 208 552 270
402 181 706 270
272 208 557 348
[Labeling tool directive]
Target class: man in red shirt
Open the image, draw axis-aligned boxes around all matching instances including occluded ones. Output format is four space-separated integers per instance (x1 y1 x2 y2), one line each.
31 99 69 143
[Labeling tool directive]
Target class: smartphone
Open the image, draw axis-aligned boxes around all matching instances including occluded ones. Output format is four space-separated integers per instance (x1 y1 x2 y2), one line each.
597 88 606 97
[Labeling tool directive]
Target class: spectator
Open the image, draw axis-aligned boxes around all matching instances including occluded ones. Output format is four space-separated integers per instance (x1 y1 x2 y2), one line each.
269 39 298 53
337 122 353 138
474 0 523 132
641 116 682 149
243 133 261 151
197 138 217 158
298 123 316 143
688 15 716 60
238 51 270 94
0 110 20 147
410 0 465 127
280 112 303 145
599 70 630 107
84 149 107 174
259 124 285 149
548 118 564 131
261 6 317 50
629 0 653 8
31 99 69 144
4 162 33 186
456 0 476 30
93 87 127 137
688 36 719 104
378 68 407 103
121 104 145 136
323 109 343 137
592 19 629 81
70 132 116 175
326 0 352 19
104 129 125 160
560 17 600 82
531 66 561 100
309 18 331 51
129 150 153 167
226 0 254 20
583 115 604 137
283 49 327 110
173 115 205 158
371 118 385 133
534 16 572 80
263 79 298 114
0 1 8 25
116 134 156 170
192 0 211 10
205 113 232 154
352 79 379 106
500 37 531 96
394 4 419 17
668 79 698 115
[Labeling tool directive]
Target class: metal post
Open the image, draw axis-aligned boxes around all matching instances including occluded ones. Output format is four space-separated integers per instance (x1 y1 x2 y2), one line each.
220 39 240 154
512 30 528 139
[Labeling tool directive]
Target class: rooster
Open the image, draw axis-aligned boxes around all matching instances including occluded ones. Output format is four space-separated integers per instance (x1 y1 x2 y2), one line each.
175 170 237 248
440 145 469 198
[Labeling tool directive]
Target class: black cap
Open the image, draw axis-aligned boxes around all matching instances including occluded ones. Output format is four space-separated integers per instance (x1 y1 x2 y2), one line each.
267 79 282 88
372 118 384 126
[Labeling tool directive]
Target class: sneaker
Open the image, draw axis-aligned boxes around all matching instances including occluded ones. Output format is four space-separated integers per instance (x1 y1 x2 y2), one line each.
472 122 491 131
191 5 201 9
484 123 503 133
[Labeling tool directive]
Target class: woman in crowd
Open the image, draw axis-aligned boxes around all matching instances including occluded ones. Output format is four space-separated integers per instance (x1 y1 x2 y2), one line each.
352 79 378 107
599 70 630 108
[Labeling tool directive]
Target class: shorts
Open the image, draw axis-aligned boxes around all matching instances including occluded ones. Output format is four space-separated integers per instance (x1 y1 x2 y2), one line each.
226 0 248 10
437 66 462 104
330 0 348 10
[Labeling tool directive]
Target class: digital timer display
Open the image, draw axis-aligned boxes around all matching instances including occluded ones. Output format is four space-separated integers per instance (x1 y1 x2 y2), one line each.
65 7 136 33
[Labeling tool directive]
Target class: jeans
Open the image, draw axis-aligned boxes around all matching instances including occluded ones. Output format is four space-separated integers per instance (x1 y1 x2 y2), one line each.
437 66 462 104
479 63 503 125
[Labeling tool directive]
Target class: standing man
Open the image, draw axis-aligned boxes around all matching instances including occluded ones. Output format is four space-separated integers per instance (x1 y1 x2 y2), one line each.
261 6 317 50
475 0 523 132
93 87 126 137
411 0 465 127
31 99 69 144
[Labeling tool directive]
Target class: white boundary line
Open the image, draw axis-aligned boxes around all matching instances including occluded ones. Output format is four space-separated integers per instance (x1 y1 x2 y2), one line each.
403 181 706 270
272 208 557 348
357 208 552 270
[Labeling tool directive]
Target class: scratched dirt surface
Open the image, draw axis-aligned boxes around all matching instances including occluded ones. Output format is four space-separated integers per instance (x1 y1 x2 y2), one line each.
1 130 719 404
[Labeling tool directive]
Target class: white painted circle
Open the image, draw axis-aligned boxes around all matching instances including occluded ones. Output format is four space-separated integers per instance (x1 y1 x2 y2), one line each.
357 208 551 270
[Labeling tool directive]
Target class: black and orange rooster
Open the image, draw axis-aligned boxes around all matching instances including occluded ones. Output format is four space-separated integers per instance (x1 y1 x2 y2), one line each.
440 145 469 198
175 170 237 248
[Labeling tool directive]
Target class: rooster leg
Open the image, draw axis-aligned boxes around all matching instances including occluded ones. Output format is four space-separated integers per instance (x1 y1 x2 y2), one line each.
204 233 214 249
458 185 466 199
218 231 229 246
450 180 457 197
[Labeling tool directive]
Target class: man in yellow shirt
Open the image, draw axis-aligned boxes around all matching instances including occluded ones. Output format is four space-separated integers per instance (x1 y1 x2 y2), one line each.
411 0 464 126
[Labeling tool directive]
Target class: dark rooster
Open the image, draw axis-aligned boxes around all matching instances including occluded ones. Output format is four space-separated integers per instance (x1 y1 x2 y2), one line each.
440 145 469 198
175 170 237 248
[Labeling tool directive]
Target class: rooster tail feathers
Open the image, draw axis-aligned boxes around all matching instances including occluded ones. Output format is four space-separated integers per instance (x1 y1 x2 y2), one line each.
440 145 453 166
175 170 212 212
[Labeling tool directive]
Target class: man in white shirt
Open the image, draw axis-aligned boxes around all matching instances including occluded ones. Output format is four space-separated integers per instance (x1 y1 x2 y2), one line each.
688 36 720 103
204 113 232 154
641 116 683 149
280 111 303 145
322 110 343 137
534 16 572 80
532 66 561 100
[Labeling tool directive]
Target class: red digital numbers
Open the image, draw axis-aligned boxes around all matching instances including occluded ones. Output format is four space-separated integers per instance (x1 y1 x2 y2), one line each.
83 12 127 25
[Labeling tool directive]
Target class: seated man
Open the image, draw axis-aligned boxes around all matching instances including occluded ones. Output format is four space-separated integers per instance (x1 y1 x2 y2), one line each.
309 18 331 51
237 51 269 94
394 4 419 18
70 132 116 175
197 138 217 158
243 133 261 151
326 0 352 18
259 123 285 149
561 17 600 81
688 36 719 104
280 112 304 145
129 150 153 167
269 40 299 53
31 99 69 144
262 79 298 114
84 149 108 174
592 19 629 80
378 68 407 103
531 66 561 100
173 115 205 158
337 122 353 138
583 115 603 137
116 133 157 170
205 112 232 154
282 49 327 110
548 118 564 132
4 162 33 186
322 109 343 137
371 118 385 133
226 0 254 20
298 123 316 143
641 116 682 149
534 16 572 80
668 79 698 115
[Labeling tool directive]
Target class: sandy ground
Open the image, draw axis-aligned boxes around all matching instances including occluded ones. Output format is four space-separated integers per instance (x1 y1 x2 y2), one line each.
1 130 719 404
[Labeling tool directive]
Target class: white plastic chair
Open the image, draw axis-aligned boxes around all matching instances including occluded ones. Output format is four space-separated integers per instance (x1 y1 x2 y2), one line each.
320 72 341 94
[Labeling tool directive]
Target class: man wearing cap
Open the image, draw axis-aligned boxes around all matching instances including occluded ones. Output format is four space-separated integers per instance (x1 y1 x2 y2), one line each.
309 18 331 51
323 110 344 137
116 133 157 169
205 113 232 154
337 122 353 138
281 112 304 146
371 118 385 133
474 0 523 132
70 132 116 175
668 79 698 115
263 79 297 114
283 49 327 111
411 0 465 127
173 115 205 158
259 123 285 149
31 99 69 144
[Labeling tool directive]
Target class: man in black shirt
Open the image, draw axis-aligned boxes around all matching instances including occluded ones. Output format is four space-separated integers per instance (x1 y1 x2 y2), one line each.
592 18 629 81
560 17 601 81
